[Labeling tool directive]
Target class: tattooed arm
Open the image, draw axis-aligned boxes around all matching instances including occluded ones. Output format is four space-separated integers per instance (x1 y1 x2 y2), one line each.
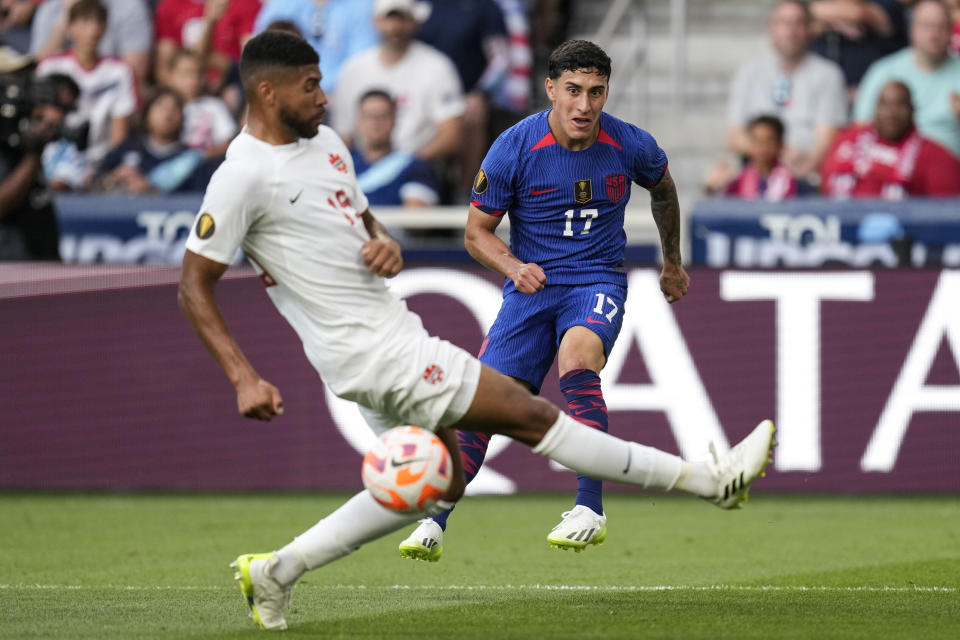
649 168 690 303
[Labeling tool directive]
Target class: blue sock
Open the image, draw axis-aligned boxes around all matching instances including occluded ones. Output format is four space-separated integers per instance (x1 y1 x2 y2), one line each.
559 368 608 515
431 429 491 530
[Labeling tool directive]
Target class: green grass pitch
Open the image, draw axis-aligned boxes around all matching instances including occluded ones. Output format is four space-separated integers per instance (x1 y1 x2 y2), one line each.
1 493 957 639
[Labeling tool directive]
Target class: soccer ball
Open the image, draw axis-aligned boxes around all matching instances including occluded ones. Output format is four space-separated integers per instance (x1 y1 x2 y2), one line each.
362 426 453 514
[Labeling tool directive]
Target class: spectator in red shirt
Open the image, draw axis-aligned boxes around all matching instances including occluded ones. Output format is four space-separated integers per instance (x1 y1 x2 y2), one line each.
153 0 261 90
821 80 960 198
724 115 800 201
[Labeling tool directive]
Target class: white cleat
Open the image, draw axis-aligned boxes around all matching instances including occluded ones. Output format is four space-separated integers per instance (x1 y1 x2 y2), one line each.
398 518 444 562
230 553 292 631
708 419 776 509
546 505 607 552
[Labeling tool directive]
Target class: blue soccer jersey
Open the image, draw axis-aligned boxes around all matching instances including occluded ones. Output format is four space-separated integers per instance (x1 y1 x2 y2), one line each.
470 109 667 293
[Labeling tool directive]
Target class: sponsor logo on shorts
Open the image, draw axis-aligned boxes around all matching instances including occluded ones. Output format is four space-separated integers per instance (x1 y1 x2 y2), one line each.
195 213 216 239
586 316 608 325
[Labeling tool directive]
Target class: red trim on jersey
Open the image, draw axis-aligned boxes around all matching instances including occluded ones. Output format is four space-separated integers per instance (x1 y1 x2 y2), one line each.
529 131 556 151
471 199 505 216
597 128 622 150
647 161 668 189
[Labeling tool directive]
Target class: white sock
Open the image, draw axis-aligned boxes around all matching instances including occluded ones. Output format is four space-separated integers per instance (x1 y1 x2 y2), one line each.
531 412 691 492
673 460 716 497
272 490 421 586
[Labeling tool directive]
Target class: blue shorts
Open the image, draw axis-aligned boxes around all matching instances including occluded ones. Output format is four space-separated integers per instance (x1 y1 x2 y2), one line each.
478 283 626 393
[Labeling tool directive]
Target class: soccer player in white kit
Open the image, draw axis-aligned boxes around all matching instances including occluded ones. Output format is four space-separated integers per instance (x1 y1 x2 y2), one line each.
178 31 776 631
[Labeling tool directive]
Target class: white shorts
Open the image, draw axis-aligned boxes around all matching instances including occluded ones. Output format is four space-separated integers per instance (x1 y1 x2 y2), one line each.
336 310 481 435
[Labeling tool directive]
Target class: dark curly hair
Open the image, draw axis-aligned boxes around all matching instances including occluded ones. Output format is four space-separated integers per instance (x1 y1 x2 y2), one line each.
547 40 612 80
240 30 320 95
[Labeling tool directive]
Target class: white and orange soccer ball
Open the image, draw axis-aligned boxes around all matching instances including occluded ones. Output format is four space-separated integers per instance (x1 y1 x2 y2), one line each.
361 426 453 514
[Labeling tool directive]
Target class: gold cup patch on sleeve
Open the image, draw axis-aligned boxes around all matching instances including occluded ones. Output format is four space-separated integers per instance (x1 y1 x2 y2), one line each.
473 168 489 194
196 212 216 239
574 179 593 204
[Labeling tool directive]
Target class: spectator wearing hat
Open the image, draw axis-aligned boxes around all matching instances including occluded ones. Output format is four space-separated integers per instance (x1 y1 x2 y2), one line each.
332 0 464 162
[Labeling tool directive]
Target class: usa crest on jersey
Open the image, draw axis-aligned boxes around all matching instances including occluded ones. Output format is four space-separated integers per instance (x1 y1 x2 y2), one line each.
605 174 627 201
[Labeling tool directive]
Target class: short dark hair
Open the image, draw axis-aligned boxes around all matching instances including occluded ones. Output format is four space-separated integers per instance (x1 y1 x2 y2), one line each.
240 30 320 94
358 88 395 110
68 0 107 24
747 114 785 143
547 40 611 80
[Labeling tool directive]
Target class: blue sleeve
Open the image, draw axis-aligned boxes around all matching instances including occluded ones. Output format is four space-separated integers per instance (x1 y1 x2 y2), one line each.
632 127 668 189
470 129 517 216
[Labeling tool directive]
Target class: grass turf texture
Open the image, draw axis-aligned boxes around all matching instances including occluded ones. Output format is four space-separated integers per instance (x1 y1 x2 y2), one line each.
0 494 957 639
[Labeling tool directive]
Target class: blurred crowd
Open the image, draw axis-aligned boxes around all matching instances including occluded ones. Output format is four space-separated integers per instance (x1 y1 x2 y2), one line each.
3 0 960 261
706 0 960 201
0 0 571 210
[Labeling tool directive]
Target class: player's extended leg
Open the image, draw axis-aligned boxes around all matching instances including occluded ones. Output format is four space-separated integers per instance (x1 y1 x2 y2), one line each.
238 366 772 630
454 365 774 506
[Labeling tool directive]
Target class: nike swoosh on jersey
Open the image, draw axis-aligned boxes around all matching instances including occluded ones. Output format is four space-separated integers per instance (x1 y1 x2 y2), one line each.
585 317 609 325
289 189 303 204
529 187 558 196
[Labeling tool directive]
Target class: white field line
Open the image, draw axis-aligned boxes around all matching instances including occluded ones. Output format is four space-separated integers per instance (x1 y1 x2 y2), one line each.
0 584 955 593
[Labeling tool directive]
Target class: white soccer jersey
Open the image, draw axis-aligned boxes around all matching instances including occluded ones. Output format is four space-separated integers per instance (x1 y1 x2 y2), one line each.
185 127 419 399
35 53 138 163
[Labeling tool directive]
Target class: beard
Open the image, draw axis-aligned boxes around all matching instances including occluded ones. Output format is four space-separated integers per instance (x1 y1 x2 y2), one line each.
278 105 322 139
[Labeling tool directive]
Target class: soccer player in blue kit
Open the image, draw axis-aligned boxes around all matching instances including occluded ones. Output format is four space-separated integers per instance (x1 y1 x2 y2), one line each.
399 39 692 560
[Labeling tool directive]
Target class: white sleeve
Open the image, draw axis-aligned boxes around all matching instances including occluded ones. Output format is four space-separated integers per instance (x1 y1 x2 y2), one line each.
110 63 139 118
817 62 849 128
428 54 466 123
185 161 260 264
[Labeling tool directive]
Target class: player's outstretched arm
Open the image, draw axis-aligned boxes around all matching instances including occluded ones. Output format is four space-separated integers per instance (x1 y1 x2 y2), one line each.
464 205 545 293
178 249 284 421
649 168 690 304
360 209 403 278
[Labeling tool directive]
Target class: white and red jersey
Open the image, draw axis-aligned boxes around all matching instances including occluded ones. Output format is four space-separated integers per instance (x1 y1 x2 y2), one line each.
35 53 138 162
185 127 417 396
821 124 960 199
182 96 237 151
